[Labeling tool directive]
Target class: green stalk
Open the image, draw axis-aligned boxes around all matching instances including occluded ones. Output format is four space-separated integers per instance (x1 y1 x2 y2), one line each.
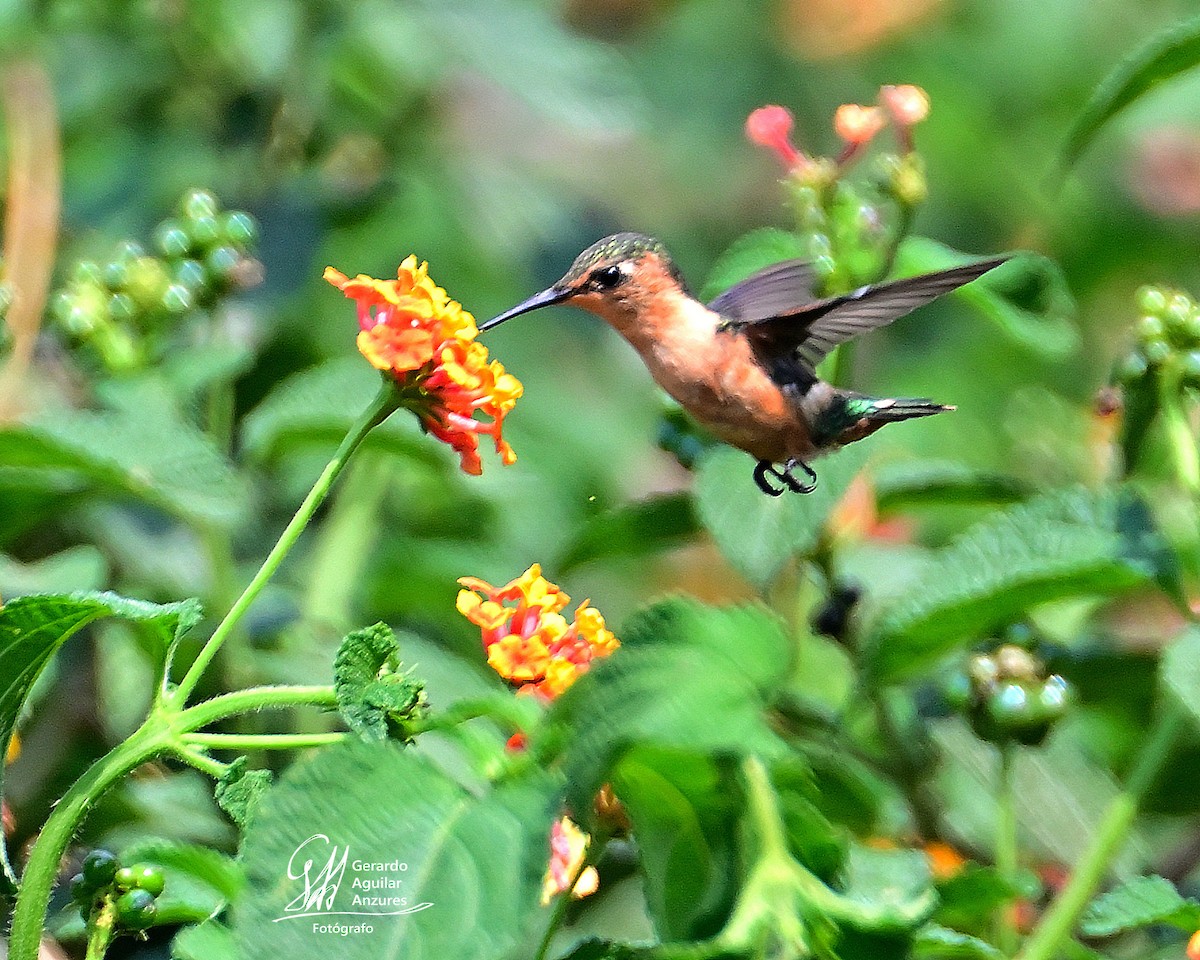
172 384 398 705
7 721 170 960
178 684 338 729
995 745 1019 956
83 901 117 960
1017 703 1184 960
182 731 348 750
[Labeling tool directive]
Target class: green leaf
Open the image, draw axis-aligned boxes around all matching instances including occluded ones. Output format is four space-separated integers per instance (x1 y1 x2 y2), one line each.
699 227 809 302
173 920 239 960
934 864 1028 936
893 238 1077 359
117 837 245 926
1080 874 1200 936
912 924 1005 960
865 488 1168 683
215 757 275 829
1161 626 1200 732
932 719 1151 874
0 547 107 596
873 461 1031 515
0 592 201 892
611 746 740 941
1060 14 1200 172
557 493 700 573
695 445 868 589
333 623 427 742
543 597 790 817
839 844 934 931
0 386 247 529
768 756 847 884
233 740 559 960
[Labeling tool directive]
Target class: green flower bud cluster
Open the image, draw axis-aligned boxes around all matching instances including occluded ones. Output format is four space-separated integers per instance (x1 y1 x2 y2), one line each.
944 643 1072 747
785 152 925 297
1118 285 1200 385
69 848 166 934
50 189 259 372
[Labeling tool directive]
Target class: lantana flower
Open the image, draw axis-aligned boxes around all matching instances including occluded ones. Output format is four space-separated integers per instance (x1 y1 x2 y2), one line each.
746 84 930 172
324 256 522 475
456 563 619 701
745 105 807 172
541 816 600 905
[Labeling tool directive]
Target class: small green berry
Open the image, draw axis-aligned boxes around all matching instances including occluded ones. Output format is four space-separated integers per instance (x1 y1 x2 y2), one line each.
162 282 193 313
189 215 221 248
114 865 137 891
221 210 257 247
1137 314 1166 342
113 240 145 263
115 888 157 930
103 259 130 292
1181 350 1200 387
1144 338 1172 366
69 872 93 905
205 245 240 283
173 258 208 291
126 863 165 896
108 293 136 322
1117 350 1149 383
125 256 170 308
81 849 119 888
1135 285 1168 317
154 219 192 258
1037 675 1071 719
73 260 104 287
181 188 219 221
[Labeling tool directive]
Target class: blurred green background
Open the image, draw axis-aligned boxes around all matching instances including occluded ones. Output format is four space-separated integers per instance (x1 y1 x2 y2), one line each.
5 0 1200 940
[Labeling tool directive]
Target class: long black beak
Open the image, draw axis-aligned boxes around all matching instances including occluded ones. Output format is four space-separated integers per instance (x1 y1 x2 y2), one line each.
479 287 572 332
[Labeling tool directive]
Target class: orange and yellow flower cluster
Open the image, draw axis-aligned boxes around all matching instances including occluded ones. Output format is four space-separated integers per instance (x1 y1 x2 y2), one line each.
324 256 522 475
456 564 619 701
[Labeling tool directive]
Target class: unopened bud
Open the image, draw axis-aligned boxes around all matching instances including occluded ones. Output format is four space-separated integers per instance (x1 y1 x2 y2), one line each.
745 104 805 170
880 84 930 126
834 104 885 145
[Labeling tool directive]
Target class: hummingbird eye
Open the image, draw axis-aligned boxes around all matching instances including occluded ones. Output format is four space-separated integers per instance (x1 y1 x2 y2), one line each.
590 264 625 289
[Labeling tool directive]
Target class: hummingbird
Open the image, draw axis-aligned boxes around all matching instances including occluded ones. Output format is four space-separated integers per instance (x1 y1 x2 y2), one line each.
481 233 1006 496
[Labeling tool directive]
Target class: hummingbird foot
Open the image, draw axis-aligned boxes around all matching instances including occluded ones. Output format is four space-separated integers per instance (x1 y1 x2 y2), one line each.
753 458 818 496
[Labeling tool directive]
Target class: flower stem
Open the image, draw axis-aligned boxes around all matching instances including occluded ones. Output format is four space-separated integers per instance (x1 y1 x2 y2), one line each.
1016 702 1184 960
177 684 338 730
83 901 117 960
7 721 170 960
172 384 398 705
995 744 1019 956
182 731 349 750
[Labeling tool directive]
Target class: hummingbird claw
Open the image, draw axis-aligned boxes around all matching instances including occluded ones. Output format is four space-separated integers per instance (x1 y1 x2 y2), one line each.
753 459 818 496
784 458 818 494
754 460 786 496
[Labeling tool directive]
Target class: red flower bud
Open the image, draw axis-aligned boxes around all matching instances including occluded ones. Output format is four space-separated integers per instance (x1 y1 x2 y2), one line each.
745 105 805 170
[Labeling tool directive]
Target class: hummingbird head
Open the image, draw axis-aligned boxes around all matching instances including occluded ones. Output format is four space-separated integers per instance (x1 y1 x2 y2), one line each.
480 232 687 333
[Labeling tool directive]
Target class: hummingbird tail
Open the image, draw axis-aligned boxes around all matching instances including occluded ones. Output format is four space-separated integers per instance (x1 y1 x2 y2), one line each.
866 397 955 423
812 394 954 448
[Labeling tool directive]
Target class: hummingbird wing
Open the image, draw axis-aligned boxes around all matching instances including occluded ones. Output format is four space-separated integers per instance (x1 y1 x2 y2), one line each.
729 257 1008 373
706 259 818 323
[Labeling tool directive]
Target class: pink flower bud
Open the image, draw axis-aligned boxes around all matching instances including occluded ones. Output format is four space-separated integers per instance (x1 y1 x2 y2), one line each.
880 85 930 127
745 105 804 170
834 104 885 145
